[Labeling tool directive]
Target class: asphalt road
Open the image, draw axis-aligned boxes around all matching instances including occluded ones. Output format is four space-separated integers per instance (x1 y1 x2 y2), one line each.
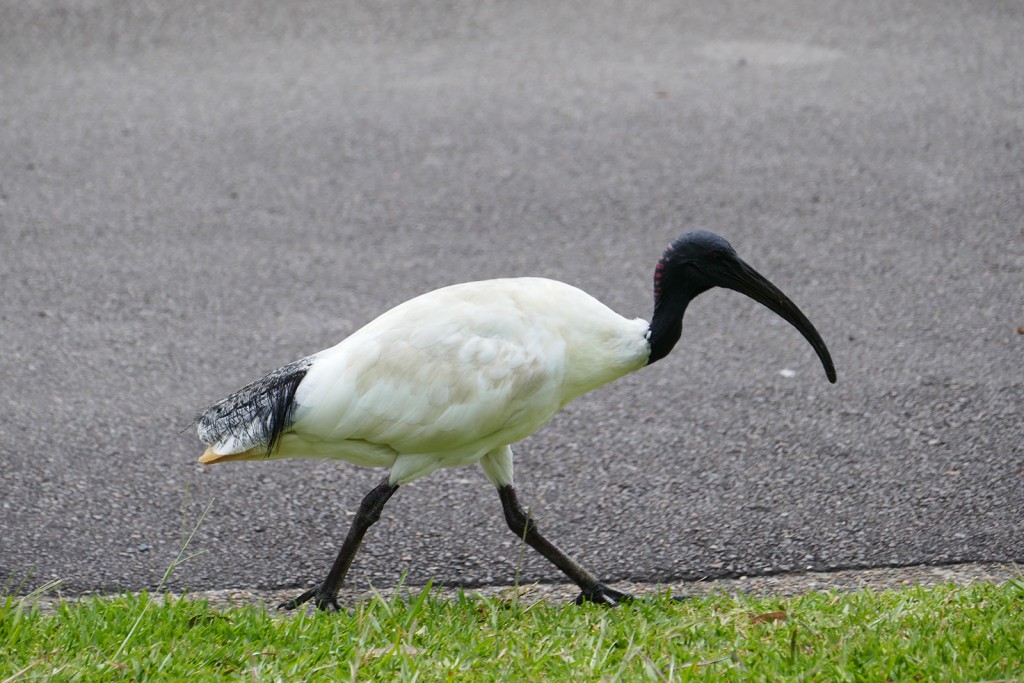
2 1 1021 599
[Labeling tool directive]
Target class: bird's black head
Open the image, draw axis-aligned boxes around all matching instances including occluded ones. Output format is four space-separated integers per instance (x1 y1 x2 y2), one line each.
653 230 739 303
647 230 836 384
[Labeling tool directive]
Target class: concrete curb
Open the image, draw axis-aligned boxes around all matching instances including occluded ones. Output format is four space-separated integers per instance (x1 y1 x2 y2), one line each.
18 561 1021 614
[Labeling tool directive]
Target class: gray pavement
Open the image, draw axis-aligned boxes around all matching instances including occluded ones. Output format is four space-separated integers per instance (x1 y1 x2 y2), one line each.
1 1 1021 598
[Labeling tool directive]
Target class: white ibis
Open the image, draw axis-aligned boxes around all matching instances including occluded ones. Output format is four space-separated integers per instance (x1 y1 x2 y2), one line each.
197 231 836 610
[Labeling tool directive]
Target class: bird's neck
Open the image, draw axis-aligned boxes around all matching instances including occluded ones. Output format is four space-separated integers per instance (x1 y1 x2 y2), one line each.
646 286 702 365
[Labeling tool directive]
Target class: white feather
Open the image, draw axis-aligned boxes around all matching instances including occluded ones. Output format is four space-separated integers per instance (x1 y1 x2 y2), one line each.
202 277 650 485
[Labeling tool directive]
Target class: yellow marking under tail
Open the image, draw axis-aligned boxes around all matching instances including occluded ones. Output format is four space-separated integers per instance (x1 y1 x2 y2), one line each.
198 447 262 464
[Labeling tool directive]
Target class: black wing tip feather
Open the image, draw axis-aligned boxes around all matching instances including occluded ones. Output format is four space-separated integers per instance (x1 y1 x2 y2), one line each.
264 365 307 456
197 357 314 457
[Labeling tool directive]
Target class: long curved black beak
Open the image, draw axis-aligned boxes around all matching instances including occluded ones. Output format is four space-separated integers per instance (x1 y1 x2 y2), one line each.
715 257 837 383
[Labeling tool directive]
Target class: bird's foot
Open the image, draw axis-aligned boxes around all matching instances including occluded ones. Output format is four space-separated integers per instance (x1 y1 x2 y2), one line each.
574 583 634 607
573 585 688 606
277 585 341 612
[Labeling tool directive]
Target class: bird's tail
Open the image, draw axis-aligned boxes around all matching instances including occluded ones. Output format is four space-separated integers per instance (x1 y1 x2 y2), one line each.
196 356 314 462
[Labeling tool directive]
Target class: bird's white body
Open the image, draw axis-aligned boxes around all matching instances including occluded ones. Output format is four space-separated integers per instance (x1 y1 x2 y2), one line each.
200 277 650 486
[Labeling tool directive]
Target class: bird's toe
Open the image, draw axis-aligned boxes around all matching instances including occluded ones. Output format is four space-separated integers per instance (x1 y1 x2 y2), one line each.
277 586 320 611
573 583 634 607
315 593 341 612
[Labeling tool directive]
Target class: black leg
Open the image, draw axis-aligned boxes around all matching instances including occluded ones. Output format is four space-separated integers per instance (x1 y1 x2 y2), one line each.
279 477 399 611
497 484 633 607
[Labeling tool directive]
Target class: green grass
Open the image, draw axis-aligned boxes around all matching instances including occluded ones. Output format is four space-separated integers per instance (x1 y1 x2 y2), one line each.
2 580 1022 681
